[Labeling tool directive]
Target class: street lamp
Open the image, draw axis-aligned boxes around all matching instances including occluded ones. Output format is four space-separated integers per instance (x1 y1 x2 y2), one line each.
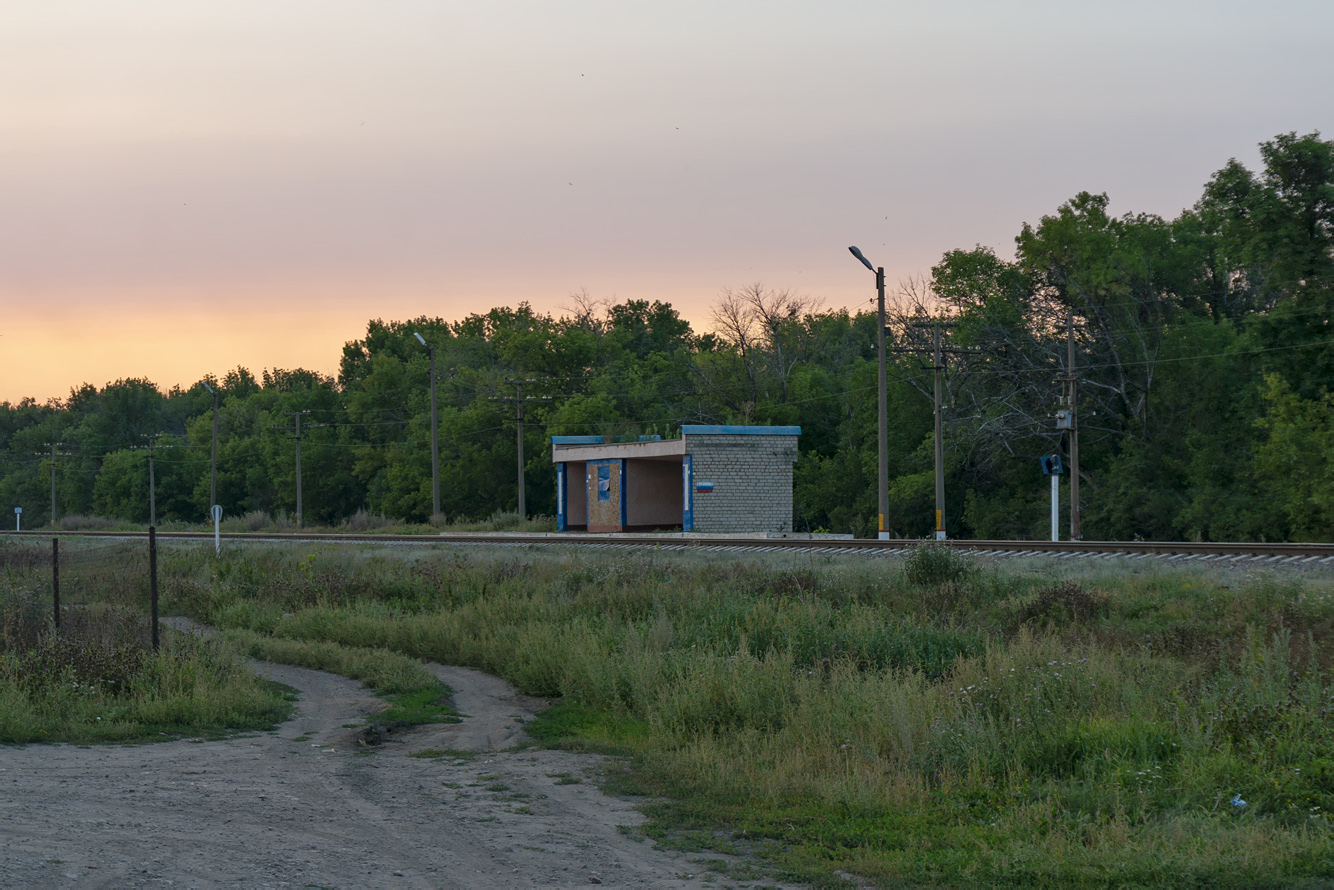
849 246 890 540
414 333 441 519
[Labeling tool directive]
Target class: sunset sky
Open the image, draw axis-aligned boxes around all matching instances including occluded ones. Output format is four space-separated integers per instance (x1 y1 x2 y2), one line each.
2 1 1331 404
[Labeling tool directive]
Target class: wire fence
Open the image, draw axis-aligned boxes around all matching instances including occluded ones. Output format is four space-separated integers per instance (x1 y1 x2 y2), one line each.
0 535 160 654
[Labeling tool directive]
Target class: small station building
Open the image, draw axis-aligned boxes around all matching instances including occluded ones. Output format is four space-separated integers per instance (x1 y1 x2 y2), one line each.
551 425 800 534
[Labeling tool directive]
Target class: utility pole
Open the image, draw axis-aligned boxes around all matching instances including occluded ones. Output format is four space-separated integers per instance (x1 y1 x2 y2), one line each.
203 381 220 513
893 319 978 541
284 411 311 527
492 382 551 519
39 443 71 528
932 323 946 541
413 334 440 518
141 434 163 527
1065 312 1081 540
516 382 525 517
50 442 57 528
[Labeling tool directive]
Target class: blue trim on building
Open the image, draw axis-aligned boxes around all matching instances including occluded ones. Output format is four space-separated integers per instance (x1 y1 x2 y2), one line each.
682 455 693 531
619 459 628 528
551 435 604 445
680 425 801 436
555 463 567 531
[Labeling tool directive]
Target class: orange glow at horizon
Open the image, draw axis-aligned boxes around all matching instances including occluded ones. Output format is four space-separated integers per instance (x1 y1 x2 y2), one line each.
3 284 873 405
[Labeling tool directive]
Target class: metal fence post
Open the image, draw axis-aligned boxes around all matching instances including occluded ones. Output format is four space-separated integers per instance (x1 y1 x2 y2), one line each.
52 537 60 632
149 526 159 651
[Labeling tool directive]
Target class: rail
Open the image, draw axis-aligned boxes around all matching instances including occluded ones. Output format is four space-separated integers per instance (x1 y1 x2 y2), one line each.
3 529 1332 562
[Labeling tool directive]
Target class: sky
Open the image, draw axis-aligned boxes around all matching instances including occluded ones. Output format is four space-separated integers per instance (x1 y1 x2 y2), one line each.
2 1 1331 404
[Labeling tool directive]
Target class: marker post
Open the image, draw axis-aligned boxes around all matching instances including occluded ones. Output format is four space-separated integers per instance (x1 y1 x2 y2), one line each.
211 505 223 556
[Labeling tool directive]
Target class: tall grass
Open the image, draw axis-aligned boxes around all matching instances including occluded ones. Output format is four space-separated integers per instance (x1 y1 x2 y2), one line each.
32 536 1334 884
0 538 290 743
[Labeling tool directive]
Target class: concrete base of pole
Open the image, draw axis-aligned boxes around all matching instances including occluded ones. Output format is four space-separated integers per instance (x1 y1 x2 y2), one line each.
935 530 946 541
878 531 891 540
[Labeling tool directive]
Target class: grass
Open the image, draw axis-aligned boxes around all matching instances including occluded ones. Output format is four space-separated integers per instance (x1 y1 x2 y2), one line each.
9 535 1334 885
0 627 292 744
224 629 458 726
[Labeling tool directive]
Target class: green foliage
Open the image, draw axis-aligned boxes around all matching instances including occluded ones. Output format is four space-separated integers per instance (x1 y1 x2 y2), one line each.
0 631 291 744
903 543 976 586
12 635 146 696
0 131 1330 540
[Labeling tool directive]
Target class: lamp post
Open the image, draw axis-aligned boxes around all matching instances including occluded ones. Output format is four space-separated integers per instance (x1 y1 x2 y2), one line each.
849 246 890 540
414 333 440 519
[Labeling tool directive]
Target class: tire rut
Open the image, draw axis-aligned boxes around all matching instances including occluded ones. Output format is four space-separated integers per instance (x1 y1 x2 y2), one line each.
0 621 796 888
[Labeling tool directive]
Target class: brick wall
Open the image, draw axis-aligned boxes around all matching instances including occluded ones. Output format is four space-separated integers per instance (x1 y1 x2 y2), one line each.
685 434 798 533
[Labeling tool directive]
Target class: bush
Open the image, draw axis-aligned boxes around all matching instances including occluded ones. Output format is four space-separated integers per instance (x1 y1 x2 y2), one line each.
904 542 976 586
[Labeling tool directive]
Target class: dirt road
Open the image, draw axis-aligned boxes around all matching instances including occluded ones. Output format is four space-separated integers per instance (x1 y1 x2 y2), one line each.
0 642 789 888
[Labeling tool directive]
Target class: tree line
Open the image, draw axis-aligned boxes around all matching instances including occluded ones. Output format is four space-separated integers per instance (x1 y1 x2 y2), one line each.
2 132 1330 541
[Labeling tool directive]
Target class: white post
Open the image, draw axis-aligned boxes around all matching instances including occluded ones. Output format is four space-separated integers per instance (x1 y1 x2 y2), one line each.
1050 474 1060 542
212 504 223 556
14 507 20 532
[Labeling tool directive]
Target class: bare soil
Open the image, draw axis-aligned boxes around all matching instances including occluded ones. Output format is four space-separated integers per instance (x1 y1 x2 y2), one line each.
0 624 793 888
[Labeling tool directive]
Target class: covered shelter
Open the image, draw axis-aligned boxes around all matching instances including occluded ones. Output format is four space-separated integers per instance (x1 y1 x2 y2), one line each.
551 425 800 534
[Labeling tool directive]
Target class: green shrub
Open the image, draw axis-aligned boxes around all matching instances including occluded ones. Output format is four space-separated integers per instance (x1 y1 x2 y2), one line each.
904 543 976 586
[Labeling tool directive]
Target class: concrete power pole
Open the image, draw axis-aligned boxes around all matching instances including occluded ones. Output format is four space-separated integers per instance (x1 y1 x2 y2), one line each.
876 267 889 540
848 246 890 540
1066 312 1081 540
284 411 312 527
932 323 946 541
516 382 525 518
37 443 71 528
894 320 977 541
492 382 551 520
143 434 162 527
202 381 220 513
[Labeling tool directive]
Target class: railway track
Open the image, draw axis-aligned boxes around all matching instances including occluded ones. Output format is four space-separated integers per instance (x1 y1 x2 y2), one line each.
6 530 1333 567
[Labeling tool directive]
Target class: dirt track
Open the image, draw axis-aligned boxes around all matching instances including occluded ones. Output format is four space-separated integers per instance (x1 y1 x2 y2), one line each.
0 634 790 889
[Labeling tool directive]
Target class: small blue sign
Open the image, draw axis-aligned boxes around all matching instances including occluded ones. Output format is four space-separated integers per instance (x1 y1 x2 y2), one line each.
1039 455 1063 475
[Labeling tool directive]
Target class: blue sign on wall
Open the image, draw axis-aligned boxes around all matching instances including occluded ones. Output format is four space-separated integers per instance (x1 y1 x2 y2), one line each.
597 463 611 501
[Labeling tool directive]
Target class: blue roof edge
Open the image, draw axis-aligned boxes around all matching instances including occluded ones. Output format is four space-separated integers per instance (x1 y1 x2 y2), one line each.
681 425 801 436
550 435 605 445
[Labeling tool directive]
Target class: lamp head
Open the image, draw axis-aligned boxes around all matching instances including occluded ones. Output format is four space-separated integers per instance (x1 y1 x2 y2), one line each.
202 381 214 395
413 333 427 346
848 246 876 273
